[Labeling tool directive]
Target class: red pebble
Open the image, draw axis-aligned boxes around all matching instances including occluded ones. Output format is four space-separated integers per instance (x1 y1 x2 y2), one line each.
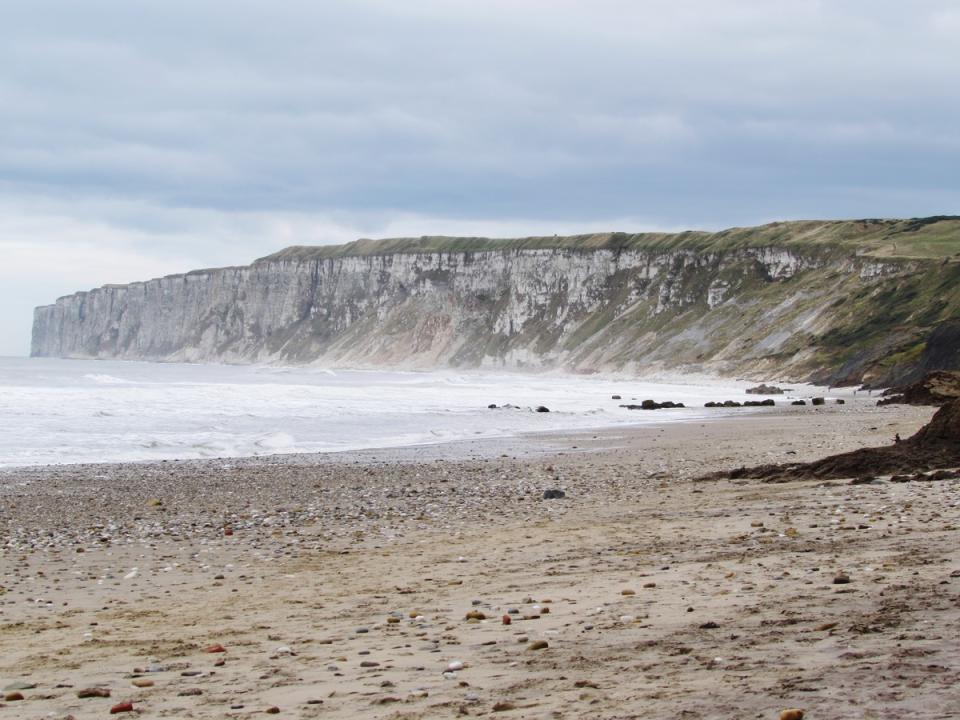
110 702 134 714
224 526 233 536
204 643 227 653
502 614 512 625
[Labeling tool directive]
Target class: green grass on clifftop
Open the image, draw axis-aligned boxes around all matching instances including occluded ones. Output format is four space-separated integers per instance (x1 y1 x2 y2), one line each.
259 217 960 263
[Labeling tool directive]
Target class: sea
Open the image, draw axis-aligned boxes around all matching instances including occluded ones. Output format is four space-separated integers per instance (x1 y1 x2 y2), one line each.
0 357 793 468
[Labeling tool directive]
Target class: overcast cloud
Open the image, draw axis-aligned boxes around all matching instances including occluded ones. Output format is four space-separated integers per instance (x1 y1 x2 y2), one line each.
2 0 958 354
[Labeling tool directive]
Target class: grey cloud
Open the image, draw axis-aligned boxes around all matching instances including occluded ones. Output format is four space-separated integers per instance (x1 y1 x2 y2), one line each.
1 1 958 353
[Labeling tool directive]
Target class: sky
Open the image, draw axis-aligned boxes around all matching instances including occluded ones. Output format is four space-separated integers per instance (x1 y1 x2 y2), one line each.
2 0 959 355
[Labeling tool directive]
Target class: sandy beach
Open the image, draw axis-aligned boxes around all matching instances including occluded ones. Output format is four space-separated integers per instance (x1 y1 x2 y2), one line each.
2 400 958 719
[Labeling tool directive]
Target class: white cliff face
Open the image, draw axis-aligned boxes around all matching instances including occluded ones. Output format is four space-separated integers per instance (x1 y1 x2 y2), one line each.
31 244 910 377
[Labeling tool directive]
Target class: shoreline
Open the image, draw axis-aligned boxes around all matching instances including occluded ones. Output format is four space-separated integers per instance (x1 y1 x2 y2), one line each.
1 393 872 474
0 355 869 470
2 402 956 719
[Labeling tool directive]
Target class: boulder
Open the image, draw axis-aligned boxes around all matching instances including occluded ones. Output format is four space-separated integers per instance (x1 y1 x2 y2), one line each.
535 406 550 413
811 397 826 406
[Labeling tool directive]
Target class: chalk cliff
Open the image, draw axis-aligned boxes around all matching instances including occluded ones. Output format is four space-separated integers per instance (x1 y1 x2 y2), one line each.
31 218 960 383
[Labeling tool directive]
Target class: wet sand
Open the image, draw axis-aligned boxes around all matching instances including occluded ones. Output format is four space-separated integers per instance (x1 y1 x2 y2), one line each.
1 401 958 719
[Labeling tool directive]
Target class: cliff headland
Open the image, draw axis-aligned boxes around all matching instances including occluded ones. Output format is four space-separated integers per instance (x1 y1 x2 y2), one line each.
32 217 960 385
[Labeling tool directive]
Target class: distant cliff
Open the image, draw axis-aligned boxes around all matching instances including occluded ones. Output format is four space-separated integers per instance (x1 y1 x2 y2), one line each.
32 217 960 384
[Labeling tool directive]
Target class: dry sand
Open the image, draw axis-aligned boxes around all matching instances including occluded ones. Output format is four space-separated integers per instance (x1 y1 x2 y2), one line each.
1 401 958 719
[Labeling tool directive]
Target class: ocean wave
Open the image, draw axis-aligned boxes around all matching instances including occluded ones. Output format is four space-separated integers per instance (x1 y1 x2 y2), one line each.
83 373 136 385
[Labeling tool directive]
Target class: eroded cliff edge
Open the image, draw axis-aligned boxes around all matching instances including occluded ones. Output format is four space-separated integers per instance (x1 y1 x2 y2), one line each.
31 218 960 384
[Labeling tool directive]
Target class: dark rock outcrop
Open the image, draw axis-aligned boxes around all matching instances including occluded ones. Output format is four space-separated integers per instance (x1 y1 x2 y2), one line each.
876 321 960 387
706 399 960 482
621 400 685 410
877 370 960 406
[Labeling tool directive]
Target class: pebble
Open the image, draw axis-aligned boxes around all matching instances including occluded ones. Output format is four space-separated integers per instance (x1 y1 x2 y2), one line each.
447 660 465 671
110 702 134 714
502 614 512 625
528 640 549 650
204 643 227 653
465 610 486 620
780 710 805 720
3 682 36 691
77 687 111 698
3 691 24 701
833 573 851 584
178 688 203 696
131 679 154 688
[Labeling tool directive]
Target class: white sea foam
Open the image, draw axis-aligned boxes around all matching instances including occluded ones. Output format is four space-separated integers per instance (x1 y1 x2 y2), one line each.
0 357 820 467
83 373 137 385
